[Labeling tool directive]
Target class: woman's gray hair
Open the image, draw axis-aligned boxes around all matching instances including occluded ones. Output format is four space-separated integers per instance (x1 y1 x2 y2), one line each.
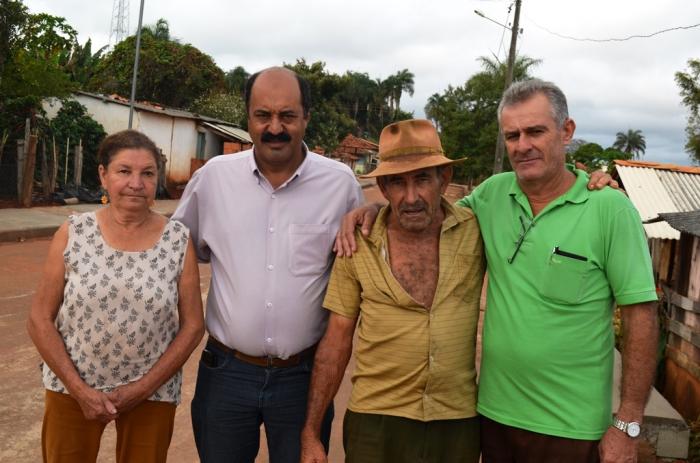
497 79 569 128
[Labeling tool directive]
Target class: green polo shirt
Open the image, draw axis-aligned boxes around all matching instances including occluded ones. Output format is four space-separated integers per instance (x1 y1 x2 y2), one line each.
456 169 656 440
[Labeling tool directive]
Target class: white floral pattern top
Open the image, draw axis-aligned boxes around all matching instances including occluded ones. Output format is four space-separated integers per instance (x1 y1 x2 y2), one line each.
42 211 189 404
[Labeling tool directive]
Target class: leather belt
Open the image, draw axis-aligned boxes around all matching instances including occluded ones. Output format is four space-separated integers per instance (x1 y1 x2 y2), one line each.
207 336 317 368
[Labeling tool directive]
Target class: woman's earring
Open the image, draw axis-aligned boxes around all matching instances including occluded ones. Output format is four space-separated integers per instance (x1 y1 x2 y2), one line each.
101 191 109 205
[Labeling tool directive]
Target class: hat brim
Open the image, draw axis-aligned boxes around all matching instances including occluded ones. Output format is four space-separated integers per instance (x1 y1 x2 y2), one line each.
360 153 468 178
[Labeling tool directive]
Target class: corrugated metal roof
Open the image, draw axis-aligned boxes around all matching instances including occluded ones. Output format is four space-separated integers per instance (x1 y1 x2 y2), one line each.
76 91 245 127
201 122 252 143
614 161 700 240
659 210 700 237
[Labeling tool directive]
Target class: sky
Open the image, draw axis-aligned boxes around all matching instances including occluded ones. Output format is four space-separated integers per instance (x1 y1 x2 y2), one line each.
23 0 700 165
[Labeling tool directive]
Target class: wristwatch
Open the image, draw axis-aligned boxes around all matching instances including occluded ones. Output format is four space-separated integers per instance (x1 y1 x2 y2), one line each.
612 416 641 438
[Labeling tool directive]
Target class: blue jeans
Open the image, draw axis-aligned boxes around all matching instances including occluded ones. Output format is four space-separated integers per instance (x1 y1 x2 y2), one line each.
191 341 334 463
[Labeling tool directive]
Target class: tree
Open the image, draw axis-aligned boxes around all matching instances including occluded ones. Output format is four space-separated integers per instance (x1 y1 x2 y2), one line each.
568 142 630 172
225 66 249 96
340 71 378 135
89 19 225 109
284 60 356 153
60 38 108 88
675 59 700 163
387 69 415 121
49 100 106 188
142 18 171 41
1 5 78 160
612 129 646 158
427 55 540 183
190 92 246 126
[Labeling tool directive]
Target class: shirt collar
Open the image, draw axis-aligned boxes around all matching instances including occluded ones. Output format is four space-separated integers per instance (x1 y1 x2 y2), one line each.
508 164 590 214
248 142 311 188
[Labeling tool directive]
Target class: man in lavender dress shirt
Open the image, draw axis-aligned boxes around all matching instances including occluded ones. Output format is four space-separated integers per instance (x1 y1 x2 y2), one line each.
173 67 363 463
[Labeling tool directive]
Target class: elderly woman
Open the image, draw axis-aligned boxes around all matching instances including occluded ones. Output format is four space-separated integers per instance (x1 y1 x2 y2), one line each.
27 130 204 463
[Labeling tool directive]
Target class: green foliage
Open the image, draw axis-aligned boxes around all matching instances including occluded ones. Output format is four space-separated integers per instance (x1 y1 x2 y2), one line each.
285 60 357 153
225 66 249 96
190 92 246 126
50 100 106 188
0 4 78 152
425 56 541 183
676 59 700 164
89 19 225 109
60 38 108 87
612 129 646 159
568 143 631 172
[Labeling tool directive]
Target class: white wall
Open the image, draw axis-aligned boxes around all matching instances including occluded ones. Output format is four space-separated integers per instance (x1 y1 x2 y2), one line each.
42 95 233 185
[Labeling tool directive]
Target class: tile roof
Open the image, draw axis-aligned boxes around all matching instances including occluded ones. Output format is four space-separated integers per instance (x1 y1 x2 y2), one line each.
333 134 378 160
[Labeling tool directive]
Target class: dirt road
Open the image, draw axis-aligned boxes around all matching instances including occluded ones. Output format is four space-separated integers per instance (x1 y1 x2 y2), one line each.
0 238 350 462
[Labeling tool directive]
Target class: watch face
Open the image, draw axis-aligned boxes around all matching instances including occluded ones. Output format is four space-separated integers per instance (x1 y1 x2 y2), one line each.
627 422 641 438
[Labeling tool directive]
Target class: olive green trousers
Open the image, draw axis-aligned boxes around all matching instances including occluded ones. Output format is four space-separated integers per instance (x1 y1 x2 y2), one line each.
343 409 480 463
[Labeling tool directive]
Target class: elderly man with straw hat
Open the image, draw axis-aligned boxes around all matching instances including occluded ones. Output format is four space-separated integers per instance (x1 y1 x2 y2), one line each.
300 119 484 463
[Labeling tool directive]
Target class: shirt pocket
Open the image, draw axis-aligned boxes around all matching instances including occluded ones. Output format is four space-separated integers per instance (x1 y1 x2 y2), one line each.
539 251 589 305
288 224 331 276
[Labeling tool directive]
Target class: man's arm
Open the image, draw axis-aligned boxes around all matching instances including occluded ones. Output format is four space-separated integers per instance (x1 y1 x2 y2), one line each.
599 301 658 463
301 313 357 463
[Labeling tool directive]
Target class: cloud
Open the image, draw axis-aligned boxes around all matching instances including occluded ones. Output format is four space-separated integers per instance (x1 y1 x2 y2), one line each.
24 0 700 165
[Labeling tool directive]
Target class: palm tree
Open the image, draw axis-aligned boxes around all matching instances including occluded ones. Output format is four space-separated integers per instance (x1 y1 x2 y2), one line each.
225 66 250 96
424 93 446 131
389 69 415 119
142 18 171 41
61 38 108 87
342 71 377 124
613 129 646 158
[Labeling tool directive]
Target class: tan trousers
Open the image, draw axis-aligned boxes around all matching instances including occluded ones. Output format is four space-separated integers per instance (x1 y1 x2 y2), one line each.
42 389 176 463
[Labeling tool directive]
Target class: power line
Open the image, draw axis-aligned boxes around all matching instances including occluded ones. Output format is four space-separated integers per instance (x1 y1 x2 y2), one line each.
527 18 700 42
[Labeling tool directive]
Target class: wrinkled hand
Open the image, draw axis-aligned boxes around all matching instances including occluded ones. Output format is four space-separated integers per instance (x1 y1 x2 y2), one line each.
333 204 381 257
74 387 118 423
599 427 637 463
587 170 620 191
300 431 328 463
106 381 149 414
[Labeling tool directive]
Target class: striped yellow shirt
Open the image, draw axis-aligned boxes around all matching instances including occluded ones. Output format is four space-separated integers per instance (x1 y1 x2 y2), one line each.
323 199 484 421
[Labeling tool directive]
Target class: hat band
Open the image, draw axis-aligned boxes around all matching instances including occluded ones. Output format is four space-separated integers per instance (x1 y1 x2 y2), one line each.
381 145 443 160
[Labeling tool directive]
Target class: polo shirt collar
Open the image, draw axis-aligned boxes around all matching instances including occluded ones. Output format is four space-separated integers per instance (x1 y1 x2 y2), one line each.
508 165 590 215
368 197 465 248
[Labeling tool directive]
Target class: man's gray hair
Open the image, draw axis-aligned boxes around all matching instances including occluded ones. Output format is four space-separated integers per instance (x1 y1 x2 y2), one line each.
497 79 569 128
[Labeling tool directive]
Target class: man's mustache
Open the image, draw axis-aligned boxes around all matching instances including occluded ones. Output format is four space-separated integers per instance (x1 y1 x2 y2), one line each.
261 132 292 143
399 200 427 213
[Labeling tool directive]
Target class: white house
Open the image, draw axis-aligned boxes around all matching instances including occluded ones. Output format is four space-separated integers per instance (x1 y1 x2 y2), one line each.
43 91 252 197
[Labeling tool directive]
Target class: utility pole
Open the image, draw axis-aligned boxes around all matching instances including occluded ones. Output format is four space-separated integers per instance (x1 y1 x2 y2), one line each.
128 0 145 129
492 0 522 174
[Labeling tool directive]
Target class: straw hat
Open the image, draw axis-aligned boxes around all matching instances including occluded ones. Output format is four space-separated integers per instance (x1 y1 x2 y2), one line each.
360 119 467 178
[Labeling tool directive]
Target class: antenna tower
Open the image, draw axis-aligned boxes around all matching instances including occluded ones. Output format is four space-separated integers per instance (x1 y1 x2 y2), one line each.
109 0 130 46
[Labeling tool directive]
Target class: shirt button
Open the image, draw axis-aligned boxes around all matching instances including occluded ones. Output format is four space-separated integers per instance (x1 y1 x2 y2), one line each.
266 337 272 343
269 226 275 233
271 194 277 199
267 264 274 271
266 302 273 308
429 355 434 363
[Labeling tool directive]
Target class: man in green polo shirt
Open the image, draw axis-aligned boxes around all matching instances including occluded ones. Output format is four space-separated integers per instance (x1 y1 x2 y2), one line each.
300 119 484 463
337 80 658 462
457 79 657 462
